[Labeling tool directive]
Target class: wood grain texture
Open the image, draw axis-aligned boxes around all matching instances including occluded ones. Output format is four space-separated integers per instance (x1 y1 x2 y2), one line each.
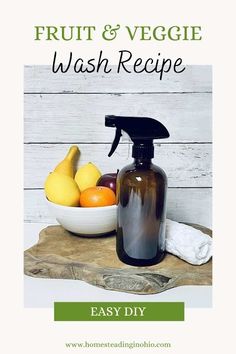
24 65 212 226
24 224 212 294
24 188 212 228
24 93 212 143
24 65 212 93
24 143 212 188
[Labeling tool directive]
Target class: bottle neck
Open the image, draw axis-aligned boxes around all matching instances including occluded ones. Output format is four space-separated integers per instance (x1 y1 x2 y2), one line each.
134 157 152 167
132 142 154 160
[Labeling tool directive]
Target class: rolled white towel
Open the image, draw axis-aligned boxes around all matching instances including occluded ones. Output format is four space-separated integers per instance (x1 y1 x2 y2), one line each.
165 219 212 265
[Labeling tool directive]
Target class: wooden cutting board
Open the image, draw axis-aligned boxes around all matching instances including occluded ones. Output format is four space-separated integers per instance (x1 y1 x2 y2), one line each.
24 224 212 295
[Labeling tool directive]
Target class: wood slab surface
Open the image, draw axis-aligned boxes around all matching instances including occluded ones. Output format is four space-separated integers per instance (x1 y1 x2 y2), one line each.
24 224 212 295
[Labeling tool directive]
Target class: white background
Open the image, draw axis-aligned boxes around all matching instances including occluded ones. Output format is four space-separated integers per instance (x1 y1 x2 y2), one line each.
1 0 236 353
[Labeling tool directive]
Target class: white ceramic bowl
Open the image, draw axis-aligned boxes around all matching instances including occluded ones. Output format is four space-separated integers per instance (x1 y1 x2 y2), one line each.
47 199 117 236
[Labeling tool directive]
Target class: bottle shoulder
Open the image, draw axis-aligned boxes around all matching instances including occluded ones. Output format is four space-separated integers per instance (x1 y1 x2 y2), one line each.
151 163 167 179
118 163 135 174
118 162 167 181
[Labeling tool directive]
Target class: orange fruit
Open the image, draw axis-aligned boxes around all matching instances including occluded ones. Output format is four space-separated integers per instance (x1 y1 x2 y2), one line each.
80 186 116 207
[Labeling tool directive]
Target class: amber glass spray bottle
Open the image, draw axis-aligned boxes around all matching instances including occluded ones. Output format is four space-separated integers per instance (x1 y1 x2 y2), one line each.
106 115 170 266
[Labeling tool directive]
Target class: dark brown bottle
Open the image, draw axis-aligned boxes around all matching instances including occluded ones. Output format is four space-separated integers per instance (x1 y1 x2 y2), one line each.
116 158 167 266
105 115 170 267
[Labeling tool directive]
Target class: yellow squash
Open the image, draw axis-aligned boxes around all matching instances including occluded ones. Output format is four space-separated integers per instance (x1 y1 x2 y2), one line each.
54 145 79 177
44 172 80 206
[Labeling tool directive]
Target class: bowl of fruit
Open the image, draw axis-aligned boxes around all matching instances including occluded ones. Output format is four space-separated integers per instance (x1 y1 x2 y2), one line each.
44 146 118 236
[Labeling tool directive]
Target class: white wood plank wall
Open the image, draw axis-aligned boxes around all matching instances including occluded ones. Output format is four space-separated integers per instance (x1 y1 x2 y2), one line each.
24 65 212 227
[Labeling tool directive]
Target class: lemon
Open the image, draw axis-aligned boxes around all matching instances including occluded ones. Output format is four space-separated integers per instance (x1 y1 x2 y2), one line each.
44 172 80 206
75 162 102 192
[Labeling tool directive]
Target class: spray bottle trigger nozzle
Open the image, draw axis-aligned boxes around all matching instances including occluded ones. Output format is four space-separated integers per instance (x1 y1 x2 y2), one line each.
108 128 122 157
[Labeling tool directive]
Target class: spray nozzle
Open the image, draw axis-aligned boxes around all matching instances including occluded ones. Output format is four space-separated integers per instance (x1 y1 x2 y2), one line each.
105 115 170 158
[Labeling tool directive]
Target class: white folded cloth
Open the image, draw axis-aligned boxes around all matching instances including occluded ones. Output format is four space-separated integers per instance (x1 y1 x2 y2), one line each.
165 219 212 265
